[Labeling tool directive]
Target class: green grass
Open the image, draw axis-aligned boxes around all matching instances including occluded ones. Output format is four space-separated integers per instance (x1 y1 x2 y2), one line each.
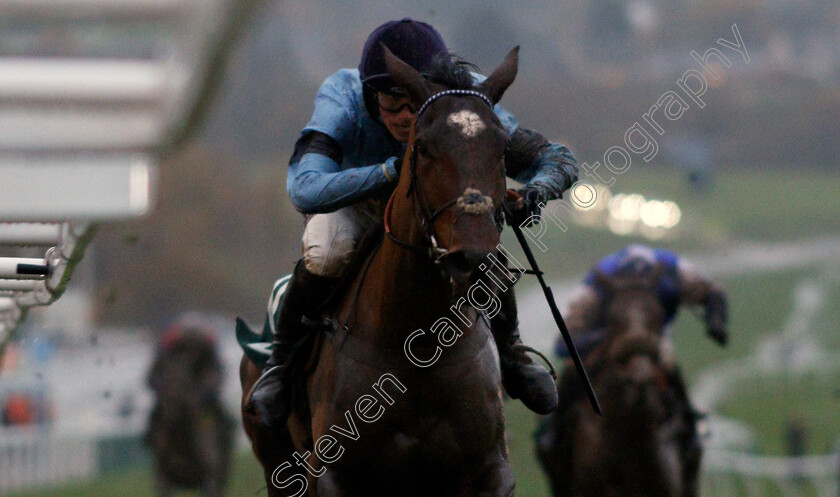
500 264 840 497
504 400 552 497
499 162 840 495
814 268 840 349
717 373 840 456
7 450 267 497
506 268 837 496
605 166 840 242
689 264 840 458
671 268 818 379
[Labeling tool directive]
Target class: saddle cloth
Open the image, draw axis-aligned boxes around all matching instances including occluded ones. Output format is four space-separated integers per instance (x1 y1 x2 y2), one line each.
235 274 291 370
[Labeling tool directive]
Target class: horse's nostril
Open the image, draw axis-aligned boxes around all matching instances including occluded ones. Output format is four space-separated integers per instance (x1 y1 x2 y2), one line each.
446 252 472 277
444 250 484 284
464 193 482 204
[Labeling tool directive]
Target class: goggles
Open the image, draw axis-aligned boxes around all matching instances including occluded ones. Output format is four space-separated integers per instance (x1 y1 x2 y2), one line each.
376 91 416 114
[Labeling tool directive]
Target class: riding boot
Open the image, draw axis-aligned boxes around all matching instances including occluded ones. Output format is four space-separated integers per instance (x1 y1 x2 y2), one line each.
491 287 559 414
247 260 338 427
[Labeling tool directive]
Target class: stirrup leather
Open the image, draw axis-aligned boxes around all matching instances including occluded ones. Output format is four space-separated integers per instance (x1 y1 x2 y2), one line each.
509 343 558 380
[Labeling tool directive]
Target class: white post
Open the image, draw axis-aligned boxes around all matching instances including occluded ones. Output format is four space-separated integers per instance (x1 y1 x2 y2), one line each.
0 257 49 279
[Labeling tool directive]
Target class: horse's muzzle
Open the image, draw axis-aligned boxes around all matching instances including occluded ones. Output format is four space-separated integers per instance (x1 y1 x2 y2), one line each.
442 249 488 291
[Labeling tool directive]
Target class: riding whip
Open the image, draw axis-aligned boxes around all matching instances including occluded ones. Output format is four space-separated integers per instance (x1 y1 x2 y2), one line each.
503 198 602 416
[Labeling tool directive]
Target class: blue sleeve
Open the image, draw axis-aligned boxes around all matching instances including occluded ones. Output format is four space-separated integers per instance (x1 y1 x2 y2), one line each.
583 252 621 286
492 102 519 136
655 249 680 271
522 143 578 199
287 154 397 214
302 71 358 150
286 71 397 214
497 113 577 199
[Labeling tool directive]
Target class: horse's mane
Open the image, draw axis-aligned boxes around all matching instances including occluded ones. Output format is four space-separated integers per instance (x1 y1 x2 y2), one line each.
428 52 479 90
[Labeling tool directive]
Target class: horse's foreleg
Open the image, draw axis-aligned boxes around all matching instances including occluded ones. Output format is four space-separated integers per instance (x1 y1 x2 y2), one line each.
314 471 345 497
537 409 579 497
202 478 224 497
682 427 702 497
472 448 515 497
243 407 307 497
241 354 305 497
153 469 172 497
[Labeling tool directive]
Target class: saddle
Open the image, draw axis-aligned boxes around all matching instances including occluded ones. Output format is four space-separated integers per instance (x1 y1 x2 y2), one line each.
235 223 386 371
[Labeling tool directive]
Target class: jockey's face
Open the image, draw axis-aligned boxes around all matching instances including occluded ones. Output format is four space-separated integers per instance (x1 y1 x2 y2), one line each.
377 91 415 143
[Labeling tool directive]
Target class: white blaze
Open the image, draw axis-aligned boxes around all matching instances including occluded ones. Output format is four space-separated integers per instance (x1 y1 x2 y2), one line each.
447 109 485 137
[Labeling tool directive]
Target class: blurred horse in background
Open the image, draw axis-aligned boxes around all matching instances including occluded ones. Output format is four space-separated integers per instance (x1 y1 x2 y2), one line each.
146 323 235 497
537 268 699 497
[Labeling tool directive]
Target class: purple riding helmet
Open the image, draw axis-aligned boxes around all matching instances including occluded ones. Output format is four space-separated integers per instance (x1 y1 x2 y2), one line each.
359 18 448 117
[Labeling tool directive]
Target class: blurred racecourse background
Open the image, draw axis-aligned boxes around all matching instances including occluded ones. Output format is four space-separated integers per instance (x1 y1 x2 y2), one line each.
1 0 839 496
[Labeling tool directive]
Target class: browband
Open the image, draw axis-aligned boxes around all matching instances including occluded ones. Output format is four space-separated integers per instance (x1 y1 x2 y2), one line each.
415 89 493 120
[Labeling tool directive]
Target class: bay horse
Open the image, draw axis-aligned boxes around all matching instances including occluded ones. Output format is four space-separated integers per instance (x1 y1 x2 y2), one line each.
146 326 235 497
240 47 522 496
536 268 699 497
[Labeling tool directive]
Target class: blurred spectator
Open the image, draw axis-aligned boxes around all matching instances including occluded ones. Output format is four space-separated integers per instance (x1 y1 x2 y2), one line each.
1 389 52 427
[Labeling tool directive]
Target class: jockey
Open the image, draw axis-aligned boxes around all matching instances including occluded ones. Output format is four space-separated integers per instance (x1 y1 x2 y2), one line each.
553 244 728 460
555 244 729 362
247 18 579 427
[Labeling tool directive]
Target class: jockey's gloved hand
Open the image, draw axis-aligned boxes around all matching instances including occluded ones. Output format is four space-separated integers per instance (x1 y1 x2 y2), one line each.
383 156 401 182
505 186 546 228
707 326 728 346
705 288 728 346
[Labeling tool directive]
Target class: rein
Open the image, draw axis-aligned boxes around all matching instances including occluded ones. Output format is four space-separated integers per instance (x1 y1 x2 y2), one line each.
384 89 504 262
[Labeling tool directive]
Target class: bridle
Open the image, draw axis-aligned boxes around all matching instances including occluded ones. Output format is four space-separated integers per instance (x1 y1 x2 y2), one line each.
384 89 506 262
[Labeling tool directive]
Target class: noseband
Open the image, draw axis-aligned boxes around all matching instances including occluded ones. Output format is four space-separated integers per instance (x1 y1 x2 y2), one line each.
384 89 506 262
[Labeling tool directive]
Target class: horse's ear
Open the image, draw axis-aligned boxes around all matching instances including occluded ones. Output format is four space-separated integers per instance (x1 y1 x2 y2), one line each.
594 269 615 294
476 46 519 105
383 44 433 108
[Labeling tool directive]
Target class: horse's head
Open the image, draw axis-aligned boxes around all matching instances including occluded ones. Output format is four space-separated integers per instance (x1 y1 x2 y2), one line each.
595 266 666 341
594 267 667 396
383 47 518 290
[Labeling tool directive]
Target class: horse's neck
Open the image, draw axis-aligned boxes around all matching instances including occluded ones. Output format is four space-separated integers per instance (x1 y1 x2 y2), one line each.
601 345 664 430
349 182 458 349
600 368 677 492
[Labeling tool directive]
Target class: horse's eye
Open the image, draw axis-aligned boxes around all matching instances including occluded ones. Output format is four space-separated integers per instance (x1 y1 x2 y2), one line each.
414 142 435 161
